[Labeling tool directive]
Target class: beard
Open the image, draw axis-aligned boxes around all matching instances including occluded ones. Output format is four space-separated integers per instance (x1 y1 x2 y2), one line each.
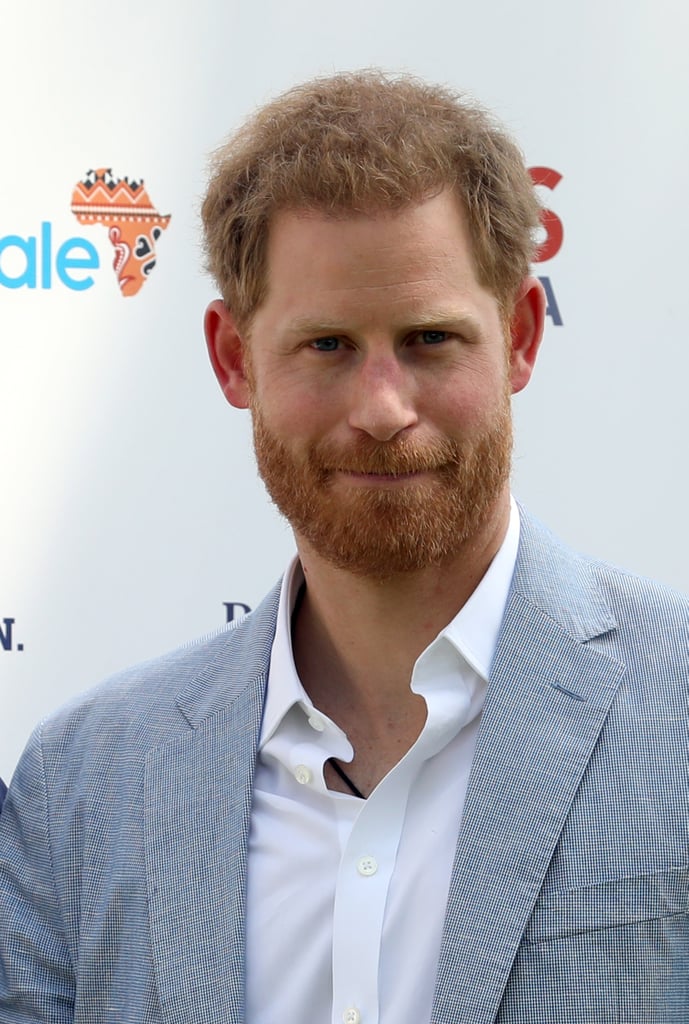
250 395 513 580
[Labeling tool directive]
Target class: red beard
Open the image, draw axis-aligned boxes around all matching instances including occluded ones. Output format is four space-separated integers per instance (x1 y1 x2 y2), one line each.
251 397 513 580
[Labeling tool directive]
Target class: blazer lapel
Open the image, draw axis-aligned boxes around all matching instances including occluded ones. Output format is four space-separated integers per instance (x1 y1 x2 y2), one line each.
143 587 279 1024
432 512 626 1024
144 677 264 1024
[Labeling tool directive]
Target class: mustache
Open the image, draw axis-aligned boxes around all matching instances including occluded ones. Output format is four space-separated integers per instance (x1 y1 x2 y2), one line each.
307 437 464 477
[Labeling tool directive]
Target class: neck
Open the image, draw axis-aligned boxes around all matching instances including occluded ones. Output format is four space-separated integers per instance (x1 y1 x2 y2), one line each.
291 493 511 717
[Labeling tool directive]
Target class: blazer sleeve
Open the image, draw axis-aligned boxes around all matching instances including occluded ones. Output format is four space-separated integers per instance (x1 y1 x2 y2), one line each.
0 777 6 811
0 726 75 1022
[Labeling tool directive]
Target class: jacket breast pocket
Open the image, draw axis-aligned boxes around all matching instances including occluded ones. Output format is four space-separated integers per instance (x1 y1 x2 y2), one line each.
497 867 689 1024
523 864 688 943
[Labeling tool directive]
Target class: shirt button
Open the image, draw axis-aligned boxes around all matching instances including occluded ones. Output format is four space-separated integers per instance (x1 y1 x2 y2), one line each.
294 765 312 785
343 1009 361 1024
307 713 325 731
357 855 378 876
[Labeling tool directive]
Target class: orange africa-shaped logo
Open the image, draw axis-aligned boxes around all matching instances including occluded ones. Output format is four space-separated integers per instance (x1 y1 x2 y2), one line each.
70 169 171 296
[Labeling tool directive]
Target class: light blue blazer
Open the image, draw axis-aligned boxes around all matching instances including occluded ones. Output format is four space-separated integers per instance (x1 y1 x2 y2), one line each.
0 509 687 1023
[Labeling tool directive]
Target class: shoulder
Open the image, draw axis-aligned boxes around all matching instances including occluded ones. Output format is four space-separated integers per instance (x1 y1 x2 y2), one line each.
35 581 282 767
517 505 689 612
584 558 689 683
515 506 689 670
587 554 689 624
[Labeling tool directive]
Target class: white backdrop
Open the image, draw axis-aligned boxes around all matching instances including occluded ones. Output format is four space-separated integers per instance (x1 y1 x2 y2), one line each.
2 0 688 782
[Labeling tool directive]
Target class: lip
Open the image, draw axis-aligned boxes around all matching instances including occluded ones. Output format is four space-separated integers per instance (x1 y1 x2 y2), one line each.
337 469 429 486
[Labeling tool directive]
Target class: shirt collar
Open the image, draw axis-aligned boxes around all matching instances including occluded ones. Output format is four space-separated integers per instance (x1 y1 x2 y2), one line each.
439 495 520 681
260 556 308 748
261 498 520 749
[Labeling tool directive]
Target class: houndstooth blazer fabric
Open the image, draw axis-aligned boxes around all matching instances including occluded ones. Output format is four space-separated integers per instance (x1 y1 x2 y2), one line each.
0 507 687 1023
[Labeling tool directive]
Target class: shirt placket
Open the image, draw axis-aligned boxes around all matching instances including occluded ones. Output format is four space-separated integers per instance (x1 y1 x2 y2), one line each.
330 639 480 1024
330 755 420 1024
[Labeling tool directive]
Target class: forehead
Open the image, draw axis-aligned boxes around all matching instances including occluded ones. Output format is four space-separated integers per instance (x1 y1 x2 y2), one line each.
258 191 494 323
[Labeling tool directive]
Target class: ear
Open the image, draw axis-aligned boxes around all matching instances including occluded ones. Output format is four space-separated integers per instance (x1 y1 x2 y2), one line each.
204 299 251 409
508 276 546 395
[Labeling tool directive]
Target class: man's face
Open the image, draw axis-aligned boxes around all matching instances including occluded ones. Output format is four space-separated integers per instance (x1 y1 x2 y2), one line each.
220 191 538 578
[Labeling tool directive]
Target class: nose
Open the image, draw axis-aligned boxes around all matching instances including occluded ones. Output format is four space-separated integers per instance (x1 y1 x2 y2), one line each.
347 354 418 441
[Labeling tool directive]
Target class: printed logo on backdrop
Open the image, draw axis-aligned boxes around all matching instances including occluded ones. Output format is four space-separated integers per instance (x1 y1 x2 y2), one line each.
71 169 171 296
530 166 564 326
1 618 23 653
224 602 252 624
0 168 171 295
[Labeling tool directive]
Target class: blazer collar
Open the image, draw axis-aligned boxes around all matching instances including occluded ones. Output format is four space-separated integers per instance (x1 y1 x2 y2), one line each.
509 504 617 642
432 508 625 1024
174 581 281 729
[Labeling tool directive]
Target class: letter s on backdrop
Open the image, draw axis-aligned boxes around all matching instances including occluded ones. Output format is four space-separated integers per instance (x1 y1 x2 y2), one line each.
530 167 564 263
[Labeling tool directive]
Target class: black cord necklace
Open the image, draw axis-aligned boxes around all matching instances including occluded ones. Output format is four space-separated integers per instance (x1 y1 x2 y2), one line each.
328 757 365 799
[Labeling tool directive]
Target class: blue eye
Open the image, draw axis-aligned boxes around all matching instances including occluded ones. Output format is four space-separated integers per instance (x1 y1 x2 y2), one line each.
420 330 448 345
312 337 340 351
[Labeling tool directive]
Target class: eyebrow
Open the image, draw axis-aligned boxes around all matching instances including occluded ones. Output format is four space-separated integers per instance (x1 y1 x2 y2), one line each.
407 311 481 333
285 318 347 337
284 311 481 337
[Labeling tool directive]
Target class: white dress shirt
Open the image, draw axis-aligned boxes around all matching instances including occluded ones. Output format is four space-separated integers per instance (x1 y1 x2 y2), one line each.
245 501 520 1024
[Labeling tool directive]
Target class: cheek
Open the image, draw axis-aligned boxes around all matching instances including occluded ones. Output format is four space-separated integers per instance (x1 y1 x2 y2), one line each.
253 369 342 436
428 373 507 433
253 390 328 441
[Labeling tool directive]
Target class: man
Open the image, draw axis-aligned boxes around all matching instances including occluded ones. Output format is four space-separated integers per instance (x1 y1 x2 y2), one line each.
0 71 686 1023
